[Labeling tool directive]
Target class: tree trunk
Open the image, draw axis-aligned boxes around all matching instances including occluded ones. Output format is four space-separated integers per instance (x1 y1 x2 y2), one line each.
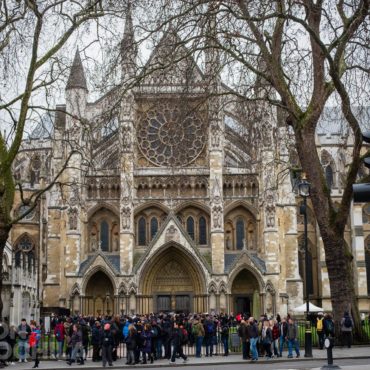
0 222 11 320
294 125 360 326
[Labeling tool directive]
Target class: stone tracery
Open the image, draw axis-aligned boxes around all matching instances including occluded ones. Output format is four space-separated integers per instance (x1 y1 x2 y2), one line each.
137 101 207 167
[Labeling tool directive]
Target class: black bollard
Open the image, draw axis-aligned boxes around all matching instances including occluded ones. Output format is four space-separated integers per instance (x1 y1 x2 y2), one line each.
321 337 341 370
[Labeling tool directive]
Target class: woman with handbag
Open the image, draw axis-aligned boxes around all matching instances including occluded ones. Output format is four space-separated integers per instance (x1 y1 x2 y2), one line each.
261 320 272 359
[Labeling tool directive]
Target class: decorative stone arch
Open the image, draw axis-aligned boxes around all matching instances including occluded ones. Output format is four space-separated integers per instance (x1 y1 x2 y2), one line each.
134 201 169 216
70 282 81 296
321 149 337 189
87 202 119 219
219 281 228 294
228 263 265 294
81 265 117 296
224 200 259 220
13 233 37 251
128 283 137 295
208 281 218 294
118 282 127 295
228 263 264 317
174 201 210 216
136 241 208 313
137 241 207 294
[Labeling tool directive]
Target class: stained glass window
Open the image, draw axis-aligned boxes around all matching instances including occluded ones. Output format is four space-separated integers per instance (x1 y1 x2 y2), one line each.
138 217 146 246
100 220 109 251
15 251 21 267
236 218 245 250
150 217 158 239
199 216 207 245
137 102 206 167
187 216 195 240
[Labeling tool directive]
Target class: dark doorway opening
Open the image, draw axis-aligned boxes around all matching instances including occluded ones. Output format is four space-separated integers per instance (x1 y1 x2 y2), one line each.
235 296 251 316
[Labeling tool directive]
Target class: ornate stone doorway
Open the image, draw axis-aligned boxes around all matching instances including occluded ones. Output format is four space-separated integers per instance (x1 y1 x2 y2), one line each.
139 246 206 313
84 271 114 316
231 269 260 317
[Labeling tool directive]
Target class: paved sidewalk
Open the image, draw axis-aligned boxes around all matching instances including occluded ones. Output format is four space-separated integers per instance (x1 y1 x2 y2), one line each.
6 346 370 369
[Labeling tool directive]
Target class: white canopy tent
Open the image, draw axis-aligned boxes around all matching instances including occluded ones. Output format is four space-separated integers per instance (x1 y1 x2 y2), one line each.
292 302 323 313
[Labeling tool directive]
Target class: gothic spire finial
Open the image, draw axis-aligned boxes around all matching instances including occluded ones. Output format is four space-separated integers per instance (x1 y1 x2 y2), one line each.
66 49 88 91
121 1 137 80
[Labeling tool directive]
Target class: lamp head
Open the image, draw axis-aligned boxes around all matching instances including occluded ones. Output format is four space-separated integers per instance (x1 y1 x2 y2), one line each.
298 173 310 198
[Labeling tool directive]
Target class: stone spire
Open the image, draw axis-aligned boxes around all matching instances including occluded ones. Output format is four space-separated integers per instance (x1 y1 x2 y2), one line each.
66 49 88 91
204 1 220 84
121 1 137 80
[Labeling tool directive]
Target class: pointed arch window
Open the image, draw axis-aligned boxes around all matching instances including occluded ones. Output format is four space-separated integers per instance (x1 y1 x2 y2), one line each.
325 165 334 190
186 216 195 240
199 216 207 245
100 220 109 251
28 251 34 273
138 217 146 246
150 217 158 239
236 218 245 250
15 250 21 267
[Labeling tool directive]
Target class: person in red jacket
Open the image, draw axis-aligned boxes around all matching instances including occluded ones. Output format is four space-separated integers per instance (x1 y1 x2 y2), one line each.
54 319 65 360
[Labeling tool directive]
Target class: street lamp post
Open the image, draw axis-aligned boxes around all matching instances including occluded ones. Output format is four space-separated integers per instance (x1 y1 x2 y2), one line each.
298 173 313 358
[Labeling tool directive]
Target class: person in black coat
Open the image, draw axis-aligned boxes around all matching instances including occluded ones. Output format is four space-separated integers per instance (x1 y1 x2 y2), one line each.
91 321 102 362
100 323 114 367
170 322 188 364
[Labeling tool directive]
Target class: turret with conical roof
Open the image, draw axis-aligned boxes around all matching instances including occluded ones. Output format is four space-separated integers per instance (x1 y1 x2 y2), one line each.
66 49 88 91
121 1 137 82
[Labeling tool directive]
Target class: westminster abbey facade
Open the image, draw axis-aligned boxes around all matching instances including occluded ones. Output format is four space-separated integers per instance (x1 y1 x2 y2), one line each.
5 8 370 323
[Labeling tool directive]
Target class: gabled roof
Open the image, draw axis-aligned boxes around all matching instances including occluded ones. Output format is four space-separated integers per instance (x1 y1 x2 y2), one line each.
78 251 120 276
133 210 211 274
137 29 205 89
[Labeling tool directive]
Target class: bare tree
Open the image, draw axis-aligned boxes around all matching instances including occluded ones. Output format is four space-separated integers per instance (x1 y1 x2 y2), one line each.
133 0 370 325
0 0 129 319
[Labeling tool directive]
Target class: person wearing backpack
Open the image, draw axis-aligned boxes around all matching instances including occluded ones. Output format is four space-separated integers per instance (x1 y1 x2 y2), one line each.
192 318 205 358
324 313 335 338
170 322 188 364
203 316 215 357
316 312 325 349
340 311 354 348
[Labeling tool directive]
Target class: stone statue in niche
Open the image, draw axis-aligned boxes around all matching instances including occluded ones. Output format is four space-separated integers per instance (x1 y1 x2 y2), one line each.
68 208 78 230
121 207 131 230
212 205 223 229
266 205 275 228
265 290 273 316
121 125 132 150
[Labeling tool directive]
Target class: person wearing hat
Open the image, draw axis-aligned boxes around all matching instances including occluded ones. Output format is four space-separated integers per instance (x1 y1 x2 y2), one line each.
316 312 325 350
91 321 102 362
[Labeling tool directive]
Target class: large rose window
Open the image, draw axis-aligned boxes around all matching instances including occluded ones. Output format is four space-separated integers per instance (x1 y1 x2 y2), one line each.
137 102 206 166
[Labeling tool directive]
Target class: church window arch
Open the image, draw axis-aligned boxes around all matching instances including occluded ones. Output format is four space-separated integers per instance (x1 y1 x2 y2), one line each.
88 207 119 253
138 217 146 246
150 217 158 240
186 216 195 240
15 250 21 267
236 218 245 250
199 216 207 245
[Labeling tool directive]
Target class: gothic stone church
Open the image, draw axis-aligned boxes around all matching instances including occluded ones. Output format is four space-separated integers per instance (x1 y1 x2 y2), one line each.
9 12 370 319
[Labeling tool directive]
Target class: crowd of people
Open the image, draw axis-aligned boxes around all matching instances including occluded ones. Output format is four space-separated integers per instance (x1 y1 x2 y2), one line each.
0 310 359 368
